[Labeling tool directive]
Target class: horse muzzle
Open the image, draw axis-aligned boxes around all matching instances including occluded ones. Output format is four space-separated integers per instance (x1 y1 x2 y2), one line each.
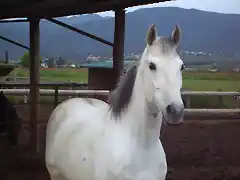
163 103 184 125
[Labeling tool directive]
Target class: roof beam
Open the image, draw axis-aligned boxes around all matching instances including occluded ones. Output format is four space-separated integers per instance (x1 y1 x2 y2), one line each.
0 0 172 20
0 35 29 49
46 18 114 47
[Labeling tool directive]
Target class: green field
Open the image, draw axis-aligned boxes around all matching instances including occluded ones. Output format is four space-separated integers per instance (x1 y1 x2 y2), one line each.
7 67 240 91
10 67 88 83
182 71 240 91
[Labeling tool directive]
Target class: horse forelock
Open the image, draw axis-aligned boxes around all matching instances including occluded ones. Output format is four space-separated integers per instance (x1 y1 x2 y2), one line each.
148 36 176 56
108 64 138 119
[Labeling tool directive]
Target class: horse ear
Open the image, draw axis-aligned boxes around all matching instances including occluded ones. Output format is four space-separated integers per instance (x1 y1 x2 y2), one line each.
146 24 157 46
171 25 181 46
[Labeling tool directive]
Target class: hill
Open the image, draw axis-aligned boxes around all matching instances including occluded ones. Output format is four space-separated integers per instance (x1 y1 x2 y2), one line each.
0 7 239 61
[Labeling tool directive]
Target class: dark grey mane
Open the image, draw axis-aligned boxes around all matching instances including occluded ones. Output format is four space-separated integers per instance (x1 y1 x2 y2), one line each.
108 64 138 119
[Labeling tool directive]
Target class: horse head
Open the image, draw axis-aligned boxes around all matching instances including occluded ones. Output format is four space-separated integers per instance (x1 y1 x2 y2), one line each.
139 24 185 125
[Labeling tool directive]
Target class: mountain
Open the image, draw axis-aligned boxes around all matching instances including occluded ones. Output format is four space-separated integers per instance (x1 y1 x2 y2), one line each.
55 14 110 26
0 7 239 62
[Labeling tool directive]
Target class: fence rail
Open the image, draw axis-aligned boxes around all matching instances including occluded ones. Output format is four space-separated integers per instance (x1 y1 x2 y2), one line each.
0 88 109 96
181 91 239 96
0 82 88 88
1 88 239 96
1 88 240 118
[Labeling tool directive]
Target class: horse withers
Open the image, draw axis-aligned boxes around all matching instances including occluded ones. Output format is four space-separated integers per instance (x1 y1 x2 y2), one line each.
45 24 185 180
0 91 22 146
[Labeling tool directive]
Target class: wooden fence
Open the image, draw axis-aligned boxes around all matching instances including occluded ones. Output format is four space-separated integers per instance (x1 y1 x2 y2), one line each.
0 83 240 118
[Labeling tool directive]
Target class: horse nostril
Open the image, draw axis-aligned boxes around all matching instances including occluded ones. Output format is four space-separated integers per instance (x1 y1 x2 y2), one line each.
166 104 174 114
166 104 184 116
166 104 180 115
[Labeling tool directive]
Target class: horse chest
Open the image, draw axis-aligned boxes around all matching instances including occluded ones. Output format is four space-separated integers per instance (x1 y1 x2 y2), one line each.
106 141 167 180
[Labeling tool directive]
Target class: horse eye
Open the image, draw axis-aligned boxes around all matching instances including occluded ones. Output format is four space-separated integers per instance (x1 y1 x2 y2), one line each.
180 64 185 71
149 62 156 70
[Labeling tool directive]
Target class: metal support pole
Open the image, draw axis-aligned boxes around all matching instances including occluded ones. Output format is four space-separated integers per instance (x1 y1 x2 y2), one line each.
29 18 40 153
46 18 114 47
113 8 125 88
0 35 29 50
4 50 9 64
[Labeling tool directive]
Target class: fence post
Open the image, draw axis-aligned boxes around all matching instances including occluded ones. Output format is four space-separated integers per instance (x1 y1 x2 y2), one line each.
13 69 16 83
238 88 240 109
186 95 191 108
54 86 59 108
217 88 223 107
24 88 28 104
68 80 72 99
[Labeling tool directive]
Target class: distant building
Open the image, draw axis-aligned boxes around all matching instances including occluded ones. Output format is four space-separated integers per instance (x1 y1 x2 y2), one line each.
232 68 239 72
41 63 48 68
86 55 101 61
208 68 218 72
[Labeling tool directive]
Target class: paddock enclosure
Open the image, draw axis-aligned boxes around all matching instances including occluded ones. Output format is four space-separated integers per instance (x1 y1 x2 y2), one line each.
0 85 240 180
1 103 240 180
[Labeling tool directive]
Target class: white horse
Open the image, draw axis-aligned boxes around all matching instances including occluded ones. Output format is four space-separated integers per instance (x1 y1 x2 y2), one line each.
45 24 185 180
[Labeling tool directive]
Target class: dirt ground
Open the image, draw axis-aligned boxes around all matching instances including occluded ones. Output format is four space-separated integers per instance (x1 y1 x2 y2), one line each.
1 104 240 180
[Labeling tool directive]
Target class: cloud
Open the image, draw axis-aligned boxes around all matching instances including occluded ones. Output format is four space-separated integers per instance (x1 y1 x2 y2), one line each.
98 0 240 17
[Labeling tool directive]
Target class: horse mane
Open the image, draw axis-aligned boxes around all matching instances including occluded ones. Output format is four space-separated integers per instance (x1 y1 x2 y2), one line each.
108 64 138 119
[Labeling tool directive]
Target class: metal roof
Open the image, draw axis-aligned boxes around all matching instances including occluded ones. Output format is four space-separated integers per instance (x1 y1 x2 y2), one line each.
80 60 135 69
0 0 173 19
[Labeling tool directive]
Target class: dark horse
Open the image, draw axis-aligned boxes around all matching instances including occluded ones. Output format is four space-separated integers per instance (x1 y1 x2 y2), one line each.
0 91 22 145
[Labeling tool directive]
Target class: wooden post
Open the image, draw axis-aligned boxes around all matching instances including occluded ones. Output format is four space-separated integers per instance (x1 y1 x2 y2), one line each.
186 95 191 108
238 89 240 109
29 18 40 153
68 80 72 99
217 88 223 107
54 86 59 108
4 50 9 64
237 88 240 109
112 8 125 88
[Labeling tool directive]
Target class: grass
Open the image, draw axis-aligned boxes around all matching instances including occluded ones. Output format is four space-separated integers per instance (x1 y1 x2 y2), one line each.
9 67 88 83
183 79 239 91
8 67 240 91
39 68 88 82
182 71 240 91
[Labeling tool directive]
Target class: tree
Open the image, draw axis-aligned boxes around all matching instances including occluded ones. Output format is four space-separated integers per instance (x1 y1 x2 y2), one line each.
19 51 42 68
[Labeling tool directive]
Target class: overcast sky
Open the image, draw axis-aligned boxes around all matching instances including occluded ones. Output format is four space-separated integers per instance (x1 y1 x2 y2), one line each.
98 0 240 16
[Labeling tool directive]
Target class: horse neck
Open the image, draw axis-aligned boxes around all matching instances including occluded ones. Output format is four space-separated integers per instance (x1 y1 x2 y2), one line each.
121 72 162 148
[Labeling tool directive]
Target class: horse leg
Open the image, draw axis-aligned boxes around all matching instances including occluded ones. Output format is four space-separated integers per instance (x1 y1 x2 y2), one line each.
50 174 68 180
47 163 69 180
